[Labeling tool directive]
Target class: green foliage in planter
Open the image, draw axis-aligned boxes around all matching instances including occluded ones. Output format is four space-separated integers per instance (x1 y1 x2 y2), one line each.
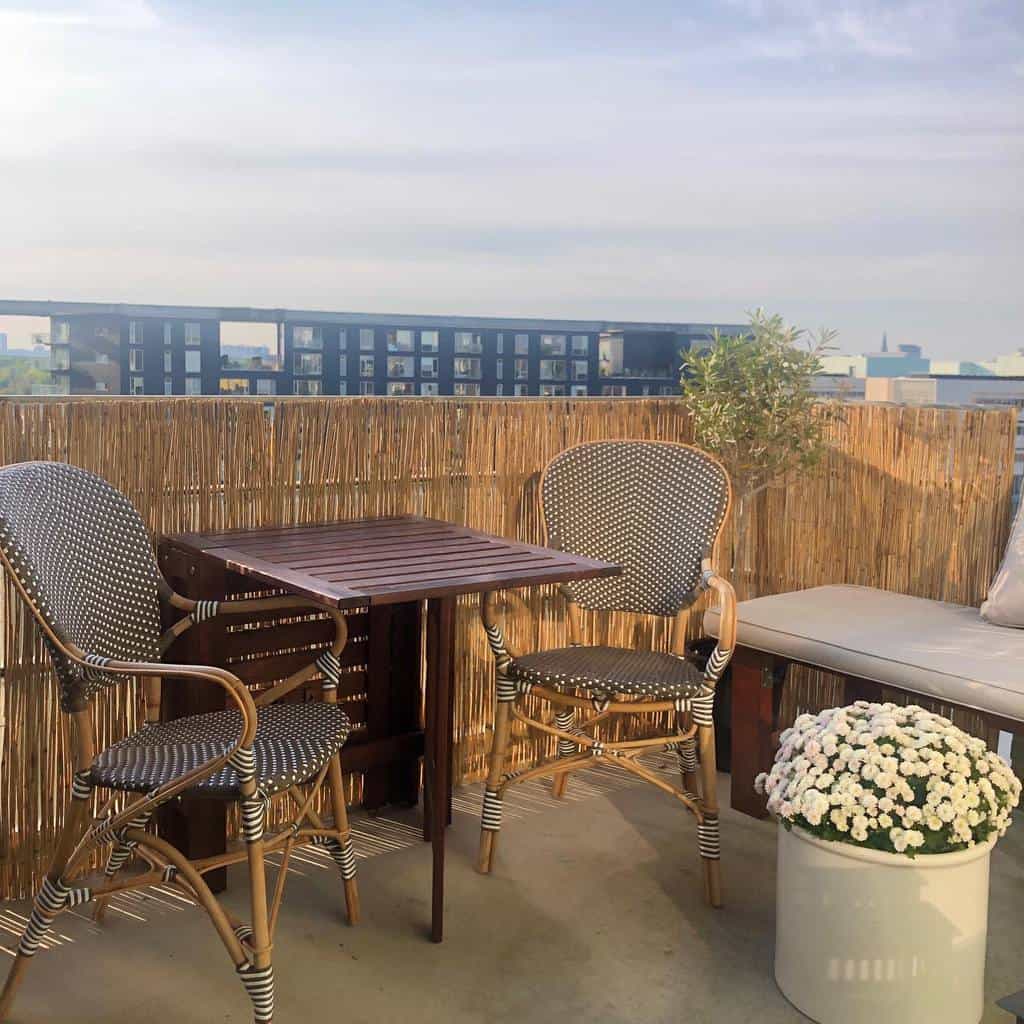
679 309 835 501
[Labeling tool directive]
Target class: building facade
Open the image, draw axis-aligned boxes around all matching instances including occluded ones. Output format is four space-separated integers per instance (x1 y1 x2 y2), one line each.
0 301 745 399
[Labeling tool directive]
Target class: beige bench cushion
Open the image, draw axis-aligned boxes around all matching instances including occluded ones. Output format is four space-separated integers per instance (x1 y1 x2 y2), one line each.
703 584 1024 723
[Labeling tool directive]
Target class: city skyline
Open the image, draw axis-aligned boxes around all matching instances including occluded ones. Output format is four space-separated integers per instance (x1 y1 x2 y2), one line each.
1 1 1021 359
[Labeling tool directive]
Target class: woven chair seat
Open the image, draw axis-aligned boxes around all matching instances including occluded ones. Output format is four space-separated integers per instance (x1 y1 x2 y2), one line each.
511 645 704 700
90 702 351 800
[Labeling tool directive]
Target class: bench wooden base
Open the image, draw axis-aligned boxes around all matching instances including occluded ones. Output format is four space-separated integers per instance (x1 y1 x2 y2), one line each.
730 644 1024 818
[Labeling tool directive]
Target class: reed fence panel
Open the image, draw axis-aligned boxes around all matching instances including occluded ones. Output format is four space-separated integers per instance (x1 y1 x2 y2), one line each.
0 397 1015 897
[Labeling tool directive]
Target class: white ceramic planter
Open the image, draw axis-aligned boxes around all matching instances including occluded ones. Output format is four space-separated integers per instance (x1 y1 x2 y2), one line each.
774 824 996 1024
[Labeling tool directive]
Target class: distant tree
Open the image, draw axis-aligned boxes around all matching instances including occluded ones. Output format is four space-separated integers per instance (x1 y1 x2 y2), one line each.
680 309 836 585
0 358 51 396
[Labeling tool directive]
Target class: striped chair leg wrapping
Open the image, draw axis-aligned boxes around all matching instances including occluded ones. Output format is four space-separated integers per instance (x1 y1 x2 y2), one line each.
233 923 254 944
240 796 265 844
554 709 577 757
237 963 274 1024
691 689 715 727
17 876 70 957
103 810 153 878
310 835 358 880
677 738 699 775
697 818 721 860
480 788 503 832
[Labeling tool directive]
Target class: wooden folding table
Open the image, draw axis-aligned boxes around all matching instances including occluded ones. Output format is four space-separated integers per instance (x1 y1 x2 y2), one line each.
163 515 619 941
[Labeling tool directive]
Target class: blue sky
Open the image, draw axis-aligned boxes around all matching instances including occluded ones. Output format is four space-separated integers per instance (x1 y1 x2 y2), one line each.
0 0 1021 357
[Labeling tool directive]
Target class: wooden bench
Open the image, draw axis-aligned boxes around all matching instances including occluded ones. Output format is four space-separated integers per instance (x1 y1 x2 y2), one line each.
703 584 1024 817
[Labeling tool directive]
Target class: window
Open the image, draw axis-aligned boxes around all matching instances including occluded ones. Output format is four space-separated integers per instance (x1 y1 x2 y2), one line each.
514 334 529 355
571 385 588 396
55 320 70 342
163 377 173 395
387 381 415 396
129 376 145 395
513 384 528 396
95 353 110 365
359 328 375 351
573 360 588 380
185 350 202 374
420 356 439 378
495 359 504 379
571 335 589 356
129 320 143 345
95 381 109 393
454 357 481 378
294 379 322 396
514 359 529 380
50 348 70 370
539 384 565 396
454 382 480 396
220 378 251 395
388 329 415 353
293 326 323 349
455 331 482 354
602 384 627 396
420 382 439 396
539 359 566 380
256 379 276 395
387 356 415 378
420 330 439 352
338 329 347 352
495 383 504 396
164 350 172 373
496 334 504 355
660 385 676 396
360 355 374 377
294 351 323 375
339 354 348 377
129 348 144 372
163 322 173 345
185 377 202 395
337 382 348 395
360 381 375 395
185 322 201 346
540 334 566 356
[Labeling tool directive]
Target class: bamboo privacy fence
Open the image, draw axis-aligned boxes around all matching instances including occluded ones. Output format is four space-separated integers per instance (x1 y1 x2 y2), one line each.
0 397 1015 898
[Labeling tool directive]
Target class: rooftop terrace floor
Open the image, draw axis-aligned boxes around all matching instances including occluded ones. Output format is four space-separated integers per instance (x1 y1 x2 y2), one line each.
3 761 1021 1023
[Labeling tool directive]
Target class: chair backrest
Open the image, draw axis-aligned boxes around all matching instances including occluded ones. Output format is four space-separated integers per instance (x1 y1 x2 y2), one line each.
540 440 731 617
0 461 165 707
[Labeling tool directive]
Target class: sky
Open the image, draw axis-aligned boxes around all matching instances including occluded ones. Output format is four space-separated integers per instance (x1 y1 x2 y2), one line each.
0 0 1021 358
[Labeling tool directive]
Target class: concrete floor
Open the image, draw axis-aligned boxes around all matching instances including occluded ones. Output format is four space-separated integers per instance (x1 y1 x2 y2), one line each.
1 763 1021 1024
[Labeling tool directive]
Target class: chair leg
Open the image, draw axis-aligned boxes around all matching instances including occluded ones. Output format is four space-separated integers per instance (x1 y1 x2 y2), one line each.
677 708 699 800
93 810 153 922
478 694 514 874
696 718 722 908
0 779 90 1022
240 815 275 1024
325 752 360 925
551 707 577 799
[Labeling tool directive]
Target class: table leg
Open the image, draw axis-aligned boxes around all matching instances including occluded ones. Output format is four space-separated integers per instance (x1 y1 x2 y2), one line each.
424 596 456 942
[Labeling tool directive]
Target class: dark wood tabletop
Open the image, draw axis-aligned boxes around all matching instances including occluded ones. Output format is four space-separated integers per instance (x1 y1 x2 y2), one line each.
172 515 620 606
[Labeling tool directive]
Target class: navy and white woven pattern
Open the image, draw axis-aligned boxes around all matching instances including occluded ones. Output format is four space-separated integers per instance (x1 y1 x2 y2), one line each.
480 788 503 831
697 819 721 860
90 702 351 799
237 963 274 1024
541 442 729 616
0 462 165 709
316 650 341 690
554 708 578 757
17 876 70 957
511 645 705 700
309 835 358 879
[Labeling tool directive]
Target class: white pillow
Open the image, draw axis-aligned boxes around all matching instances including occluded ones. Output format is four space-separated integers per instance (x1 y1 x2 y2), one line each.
981 496 1024 627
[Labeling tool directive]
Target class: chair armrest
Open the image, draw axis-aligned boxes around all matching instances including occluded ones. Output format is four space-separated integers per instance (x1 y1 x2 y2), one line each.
161 591 349 707
700 559 736 686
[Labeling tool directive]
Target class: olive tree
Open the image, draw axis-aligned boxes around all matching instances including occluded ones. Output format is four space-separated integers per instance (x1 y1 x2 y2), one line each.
679 309 836 589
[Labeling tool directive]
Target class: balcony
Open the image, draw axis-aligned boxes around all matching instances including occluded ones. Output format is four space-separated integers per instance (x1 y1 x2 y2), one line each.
0 395 1019 1023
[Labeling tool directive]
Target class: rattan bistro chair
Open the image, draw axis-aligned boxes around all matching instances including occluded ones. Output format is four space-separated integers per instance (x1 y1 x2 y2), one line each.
477 441 737 906
0 462 360 1024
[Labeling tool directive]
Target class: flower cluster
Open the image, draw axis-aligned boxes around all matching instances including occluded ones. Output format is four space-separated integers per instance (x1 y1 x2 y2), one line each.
755 702 1021 856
